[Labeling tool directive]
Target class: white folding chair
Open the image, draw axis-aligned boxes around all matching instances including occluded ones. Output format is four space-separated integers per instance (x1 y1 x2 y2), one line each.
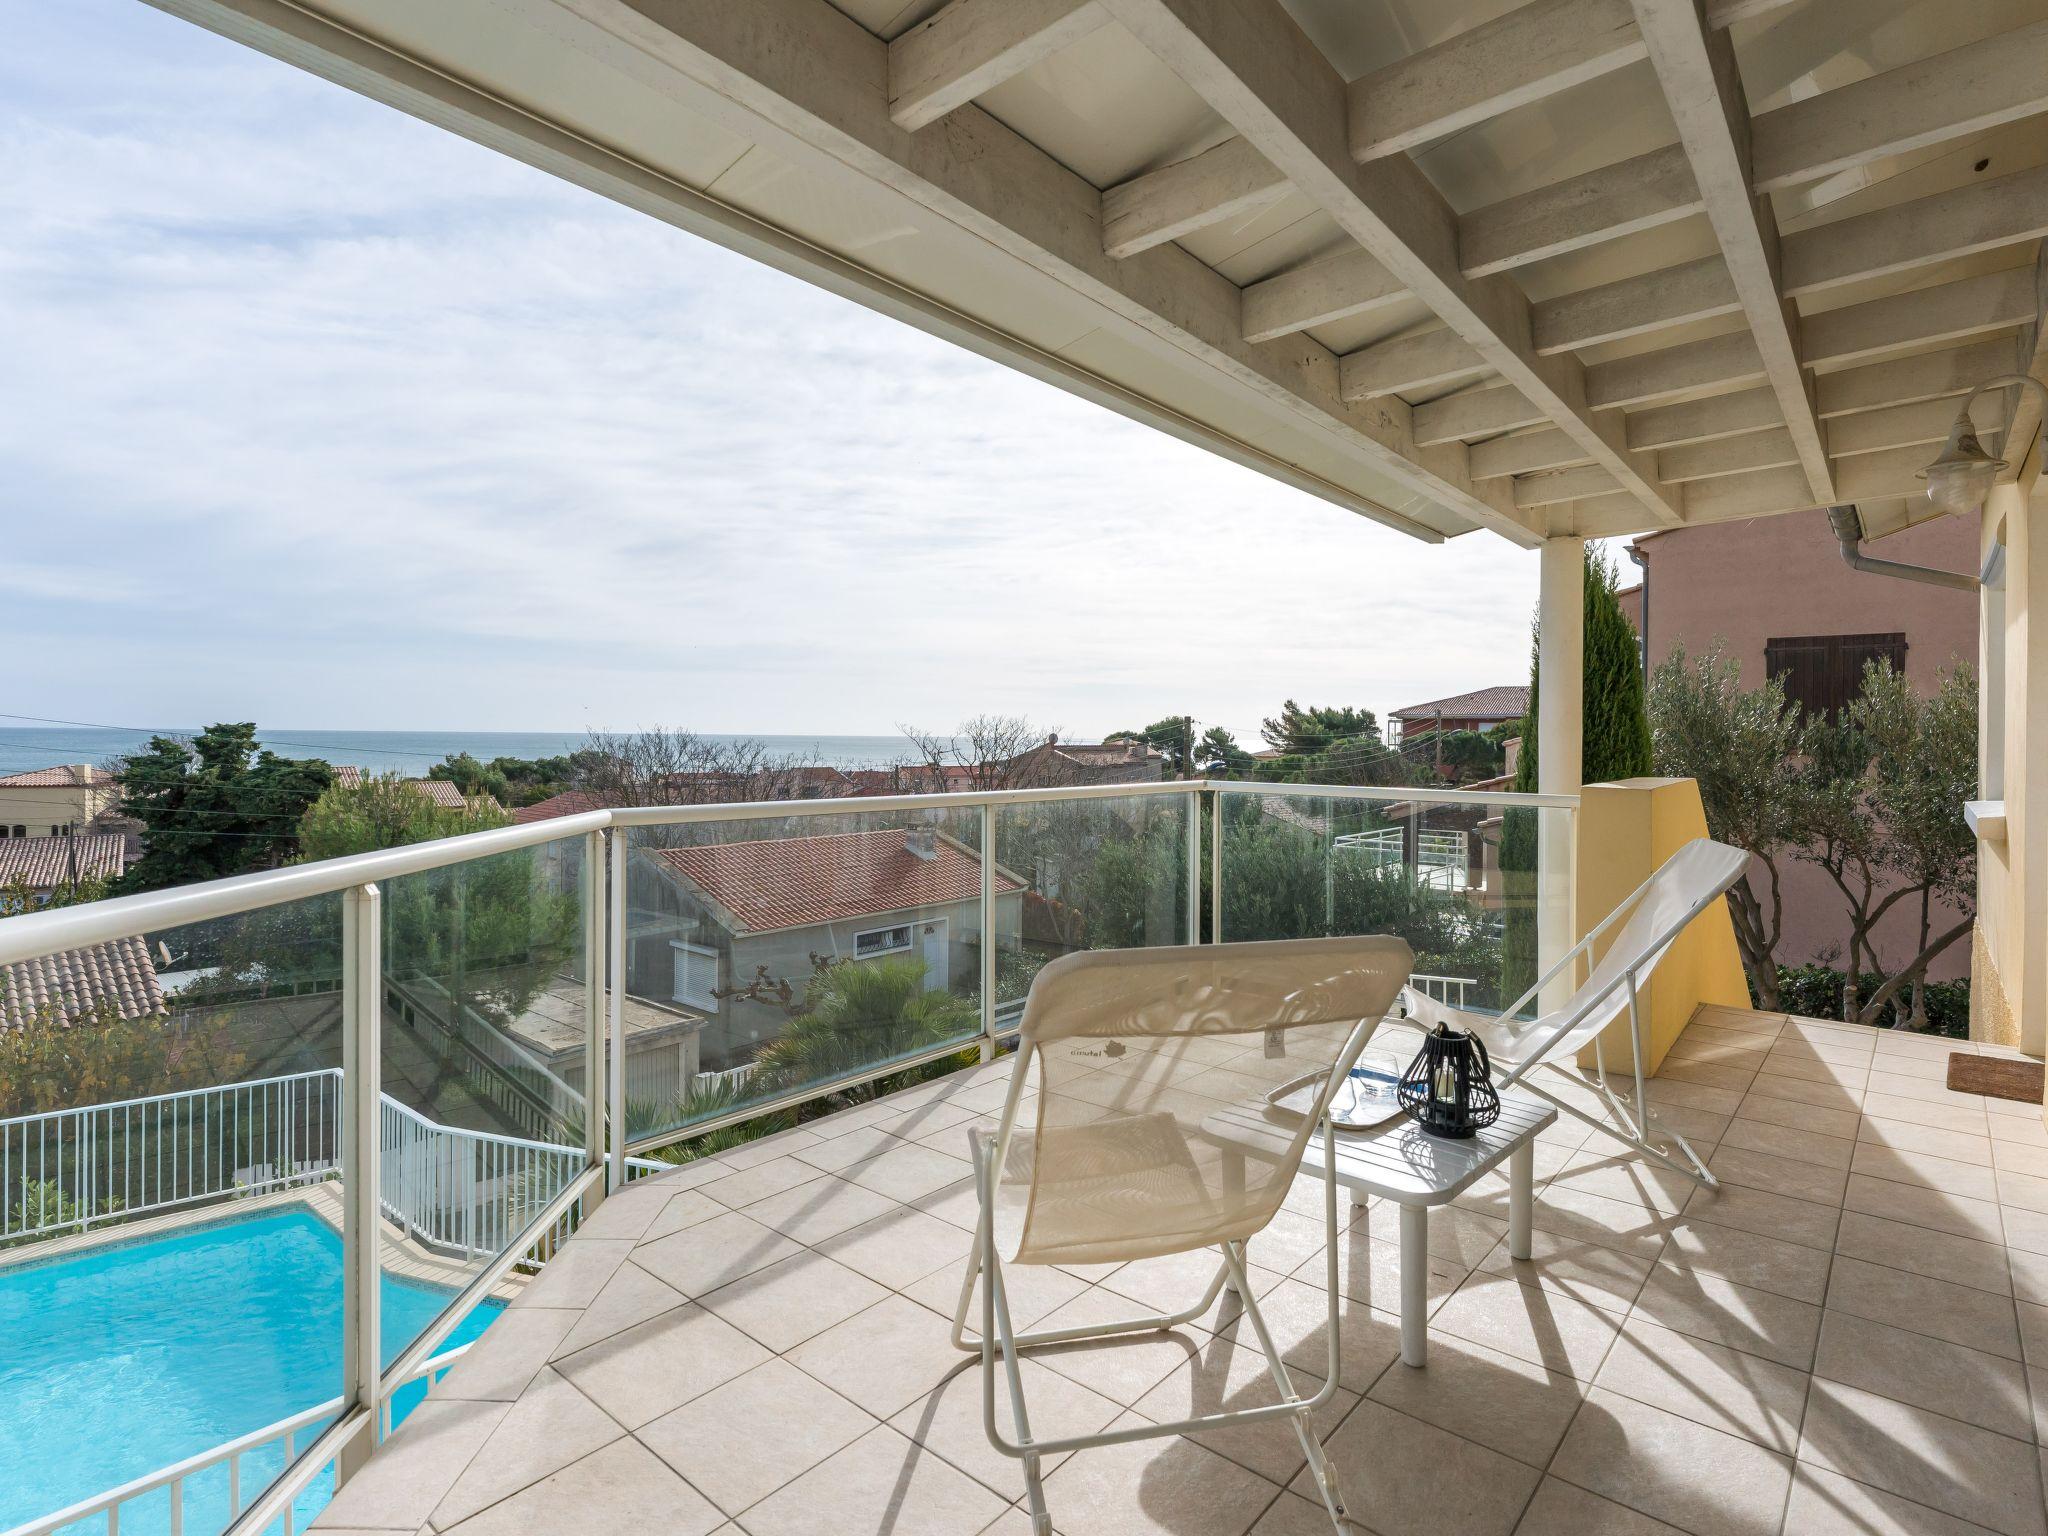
949 935 1413 1536
1402 837 1751 1186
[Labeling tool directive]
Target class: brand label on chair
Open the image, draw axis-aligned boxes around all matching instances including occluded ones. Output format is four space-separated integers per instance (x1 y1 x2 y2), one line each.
1264 1028 1285 1058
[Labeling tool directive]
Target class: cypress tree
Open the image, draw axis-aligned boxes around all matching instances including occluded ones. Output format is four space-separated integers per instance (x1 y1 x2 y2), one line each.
1499 549 1653 1001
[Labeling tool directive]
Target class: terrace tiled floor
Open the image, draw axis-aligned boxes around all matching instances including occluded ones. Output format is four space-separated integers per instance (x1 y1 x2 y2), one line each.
315 1008 2048 1536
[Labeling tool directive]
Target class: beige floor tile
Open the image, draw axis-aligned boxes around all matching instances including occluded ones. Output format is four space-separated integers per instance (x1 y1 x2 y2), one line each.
637 1357 875 1516
1368 1331 1586 1468
1814 1310 2033 1441
842 1142 977 1203
317 1397 509 1531
1655 1058 1758 1093
695 1155 827 1210
507 1238 633 1311
905 1257 1090 1333
1860 1092 1989 1137
549 1259 687 1358
1782 1464 2004 1536
1859 1116 1994 1169
1995 1140 2048 1181
1550 1150 1697 1216
738 1172 904 1244
2020 1301 2048 1367
1998 1169 2048 1215
1825 1256 2023 1360
789 1123 907 1172
554 1301 770 1429
898 1354 1121 1500
1779 1034 1875 1064
1212 1275 1403 1393
1643 1078 1745 1117
1629 1261 1822 1371
1039 1410 1285 1536
1798 1379 2046 1536
1680 1182 1840 1252
1744 1071 1863 1113
431 1306 575 1402
1760 1052 1866 1089
569 1180 678 1242
1292 1222 1463 1316
1308 1399 1539 1536
787 1293 971 1418
1660 1213 1834 1305
639 1189 723 1243
630 1210 804 1299
1430 1269 1626 1382
1732 1093 1860 1142
1028 1288 1215 1405
1866 1067 1984 1105
1245 1491 1349 1536
1530 1185 1671 1265
816 1203 977 1290
1851 1144 1999 1202
1476 1227 1655 1312
1843 1173 2005 1243
1719 1117 1856 1172
1594 1316 1809 1453
1354 1196 1507 1266
1834 1210 2012 1295
739 1424 1010 1536
1705 1144 1848 1207
435 1436 722 1536
430 1368 624 1529
2007 1247 2048 1308
1512 1476 1690 1534
712 1125 825 1169
697 1249 890 1353
1989 1113 2048 1148
1130 1336 1353 1487
1550 1387 1793 1536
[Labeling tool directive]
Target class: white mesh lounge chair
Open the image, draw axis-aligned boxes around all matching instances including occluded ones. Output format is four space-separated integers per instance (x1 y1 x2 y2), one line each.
949 935 1413 1536
1401 836 1751 1187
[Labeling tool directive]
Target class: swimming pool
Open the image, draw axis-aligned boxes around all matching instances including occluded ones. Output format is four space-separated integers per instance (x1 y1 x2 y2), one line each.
0 1207 502 1535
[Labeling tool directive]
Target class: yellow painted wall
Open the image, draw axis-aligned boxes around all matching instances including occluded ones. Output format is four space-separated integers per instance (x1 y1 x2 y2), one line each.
1572 777 1749 1077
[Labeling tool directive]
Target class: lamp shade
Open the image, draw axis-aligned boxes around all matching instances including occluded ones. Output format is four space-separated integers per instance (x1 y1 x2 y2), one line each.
1920 412 2007 515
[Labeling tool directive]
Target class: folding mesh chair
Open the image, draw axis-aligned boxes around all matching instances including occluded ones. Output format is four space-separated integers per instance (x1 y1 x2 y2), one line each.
1402 837 1751 1186
949 935 1413 1536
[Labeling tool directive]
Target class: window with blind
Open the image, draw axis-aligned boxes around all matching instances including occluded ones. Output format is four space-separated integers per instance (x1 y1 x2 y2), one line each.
1764 632 1907 719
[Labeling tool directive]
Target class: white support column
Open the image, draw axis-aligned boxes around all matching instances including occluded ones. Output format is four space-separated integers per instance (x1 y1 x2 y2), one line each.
607 828 628 1187
582 830 608 1202
1538 536 1585 1003
980 803 997 1062
1184 784 1202 945
338 881 382 1479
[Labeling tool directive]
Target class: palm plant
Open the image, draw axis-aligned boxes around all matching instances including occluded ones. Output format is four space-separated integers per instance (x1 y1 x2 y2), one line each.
749 956 977 1106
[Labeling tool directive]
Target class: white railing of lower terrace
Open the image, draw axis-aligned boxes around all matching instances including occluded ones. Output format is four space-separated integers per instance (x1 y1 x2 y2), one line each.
1 1344 473 1536
0 778 1575 1536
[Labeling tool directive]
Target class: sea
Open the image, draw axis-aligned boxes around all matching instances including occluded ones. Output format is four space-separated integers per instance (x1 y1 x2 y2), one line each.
0 727 924 779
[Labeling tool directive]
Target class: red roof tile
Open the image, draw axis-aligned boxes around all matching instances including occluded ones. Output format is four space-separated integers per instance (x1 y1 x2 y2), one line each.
1 936 164 1029
511 789 610 824
0 764 114 788
653 827 1022 934
1389 685 1530 722
0 833 127 889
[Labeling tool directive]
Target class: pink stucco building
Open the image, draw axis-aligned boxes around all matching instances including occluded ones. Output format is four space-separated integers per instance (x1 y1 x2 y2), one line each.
1623 507 1980 982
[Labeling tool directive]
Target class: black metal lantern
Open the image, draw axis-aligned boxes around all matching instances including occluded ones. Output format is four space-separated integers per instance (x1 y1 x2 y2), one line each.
1397 1023 1500 1138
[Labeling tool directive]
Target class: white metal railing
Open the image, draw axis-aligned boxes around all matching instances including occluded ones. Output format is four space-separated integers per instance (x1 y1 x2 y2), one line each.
1 1071 340 1244
0 777 1576 1536
1 1344 472 1536
1406 972 1479 1008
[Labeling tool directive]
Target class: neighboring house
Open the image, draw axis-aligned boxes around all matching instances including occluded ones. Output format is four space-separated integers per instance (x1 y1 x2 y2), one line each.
0 935 165 1030
625 825 1026 1069
510 788 612 825
0 764 119 839
1626 506 1980 979
1010 736 1165 785
0 832 128 901
329 766 505 815
1387 686 1529 744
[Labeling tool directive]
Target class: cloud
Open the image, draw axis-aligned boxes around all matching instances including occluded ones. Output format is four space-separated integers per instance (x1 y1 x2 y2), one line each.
0 0 1543 740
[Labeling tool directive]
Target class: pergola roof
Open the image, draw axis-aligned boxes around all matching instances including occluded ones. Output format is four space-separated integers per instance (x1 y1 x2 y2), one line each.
162 0 2048 544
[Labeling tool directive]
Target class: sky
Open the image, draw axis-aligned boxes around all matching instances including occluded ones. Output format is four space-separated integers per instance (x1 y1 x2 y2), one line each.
0 1 1550 745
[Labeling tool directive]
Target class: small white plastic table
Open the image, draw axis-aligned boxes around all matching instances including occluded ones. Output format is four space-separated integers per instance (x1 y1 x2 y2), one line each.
1208 1087 1554 1367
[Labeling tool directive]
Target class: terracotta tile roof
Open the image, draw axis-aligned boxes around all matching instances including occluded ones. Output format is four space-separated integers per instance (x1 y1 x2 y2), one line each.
327 767 501 813
0 833 127 889
0 764 114 788
1389 685 1530 723
653 827 1023 934
1 935 165 1029
511 789 611 824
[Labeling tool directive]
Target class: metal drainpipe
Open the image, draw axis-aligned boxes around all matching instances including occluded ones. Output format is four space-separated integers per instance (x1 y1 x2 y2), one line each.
1825 505 1978 592
1624 542 1649 689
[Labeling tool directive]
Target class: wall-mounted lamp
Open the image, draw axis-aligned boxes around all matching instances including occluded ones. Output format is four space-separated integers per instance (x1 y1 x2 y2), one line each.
1920 373 2048 514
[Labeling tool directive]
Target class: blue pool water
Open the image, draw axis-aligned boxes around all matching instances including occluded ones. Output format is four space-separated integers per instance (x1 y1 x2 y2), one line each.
0 1209 502 1534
